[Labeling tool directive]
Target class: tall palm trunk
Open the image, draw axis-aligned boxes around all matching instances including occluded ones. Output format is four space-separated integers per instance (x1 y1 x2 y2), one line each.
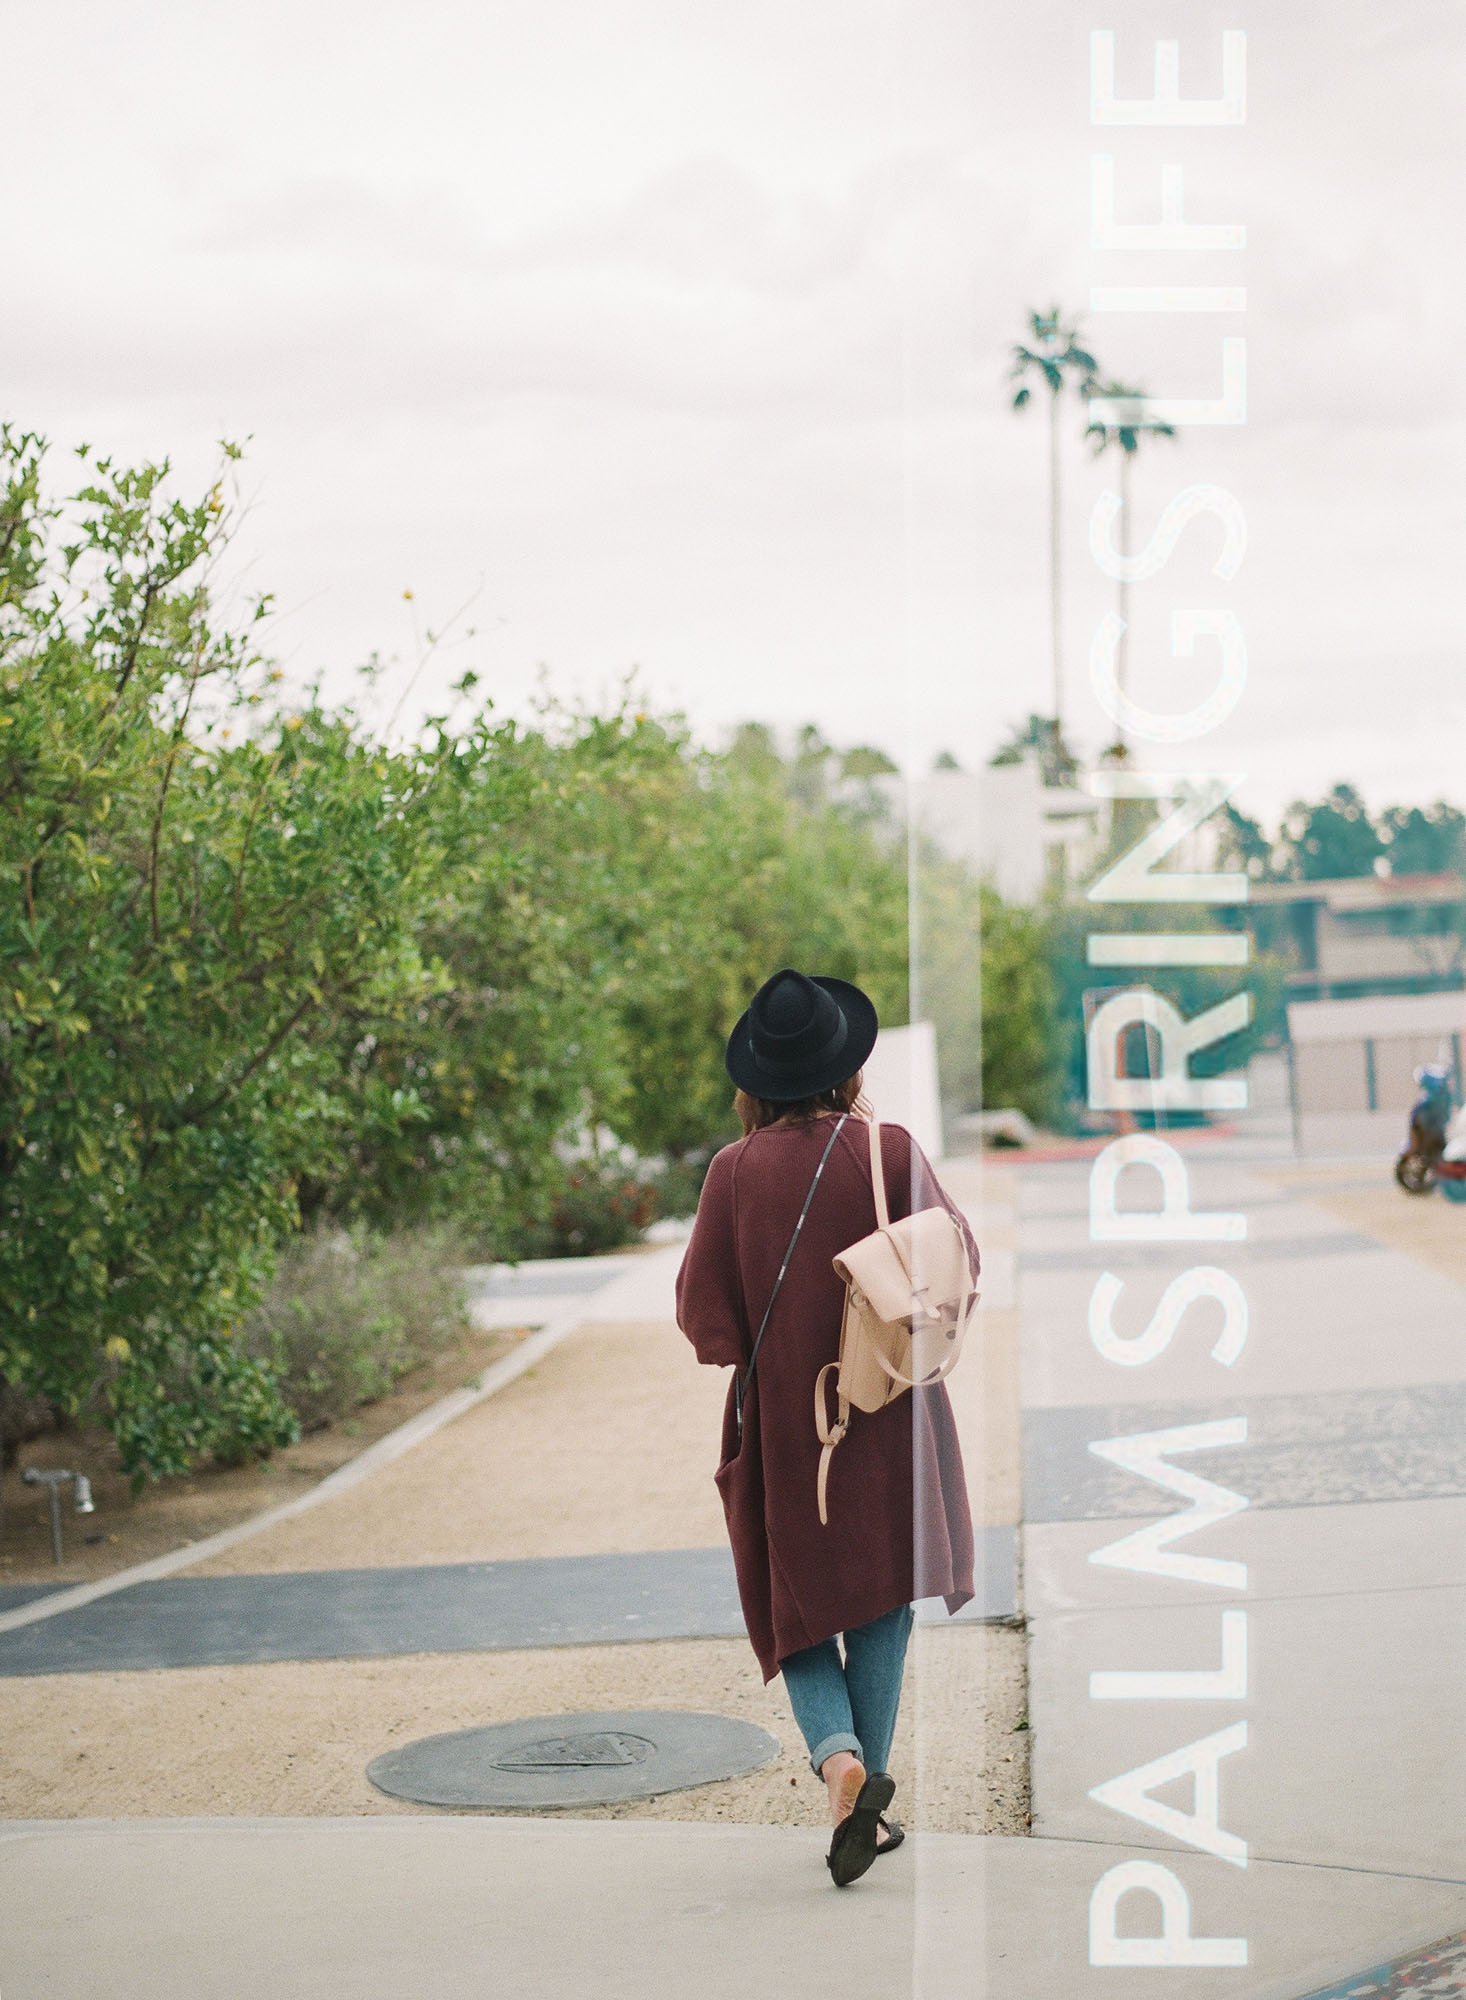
1048 386 1063 734
1115 448 1131 753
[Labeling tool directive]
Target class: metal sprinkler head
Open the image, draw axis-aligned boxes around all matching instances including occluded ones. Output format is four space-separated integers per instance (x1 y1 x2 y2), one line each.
20 1467 92 1563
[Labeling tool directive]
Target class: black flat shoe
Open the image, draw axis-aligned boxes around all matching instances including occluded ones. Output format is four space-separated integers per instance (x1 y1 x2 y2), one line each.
826 1772 897 1887
872 1815 904 1857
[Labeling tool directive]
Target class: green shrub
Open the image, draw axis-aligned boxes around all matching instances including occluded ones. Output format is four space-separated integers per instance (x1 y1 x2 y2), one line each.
0 1377 56 1474
242 1223 471 1434
506 1159 660 1259
107 1334 301 1484
0 433 452 1484
645 1152 713 1222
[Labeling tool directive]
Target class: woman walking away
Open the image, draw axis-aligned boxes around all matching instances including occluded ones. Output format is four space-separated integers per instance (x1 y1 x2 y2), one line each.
675 968 978 1887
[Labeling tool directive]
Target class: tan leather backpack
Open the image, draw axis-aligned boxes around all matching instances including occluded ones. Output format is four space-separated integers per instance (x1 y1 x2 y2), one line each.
814 1119 979 1524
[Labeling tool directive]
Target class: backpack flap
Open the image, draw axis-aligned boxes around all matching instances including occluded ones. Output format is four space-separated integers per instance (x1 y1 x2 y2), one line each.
833 1206 972 1324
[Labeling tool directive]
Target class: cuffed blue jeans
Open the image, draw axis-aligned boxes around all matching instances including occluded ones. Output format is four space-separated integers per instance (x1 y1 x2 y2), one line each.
780 1603 914 1778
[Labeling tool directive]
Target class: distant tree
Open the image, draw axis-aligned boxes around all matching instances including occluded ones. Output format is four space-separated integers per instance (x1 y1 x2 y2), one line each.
989 712 1079 788
1009 306 1098 742
1083 381 1176 757
1215 801 1274 880
917 859 1060 1126
788 723 835 808
1278 784 1384 880
931 750 963 773
725 720 784 783
1379 802 1466 876
842 745 900 779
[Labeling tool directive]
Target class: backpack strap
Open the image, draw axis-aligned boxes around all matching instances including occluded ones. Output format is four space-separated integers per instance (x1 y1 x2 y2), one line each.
814 1354 849 1527
734 1112 847 1440
868 1116 890 1230
868 1287 980 1389
813 1118 886 1525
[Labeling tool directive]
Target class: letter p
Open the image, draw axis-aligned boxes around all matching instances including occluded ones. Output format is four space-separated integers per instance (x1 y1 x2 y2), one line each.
1090 1860 1247 1967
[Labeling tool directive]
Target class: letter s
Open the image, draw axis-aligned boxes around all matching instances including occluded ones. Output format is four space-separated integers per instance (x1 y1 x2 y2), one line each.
1090 483 1246 583
1090 1266 1248 1367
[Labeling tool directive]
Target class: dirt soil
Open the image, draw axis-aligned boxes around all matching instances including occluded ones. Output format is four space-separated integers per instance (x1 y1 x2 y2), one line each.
0 1625 1028 1835
0 1322 523 1589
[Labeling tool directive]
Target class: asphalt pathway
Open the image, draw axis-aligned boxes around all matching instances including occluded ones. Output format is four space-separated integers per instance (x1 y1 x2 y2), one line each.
0 1530 1020 1676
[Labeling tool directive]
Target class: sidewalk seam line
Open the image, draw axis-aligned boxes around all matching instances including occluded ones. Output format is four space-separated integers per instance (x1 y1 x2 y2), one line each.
1026 1830 1466 1888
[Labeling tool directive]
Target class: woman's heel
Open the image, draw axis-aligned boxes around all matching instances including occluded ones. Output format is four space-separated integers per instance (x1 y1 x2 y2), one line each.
827 1771 896 1886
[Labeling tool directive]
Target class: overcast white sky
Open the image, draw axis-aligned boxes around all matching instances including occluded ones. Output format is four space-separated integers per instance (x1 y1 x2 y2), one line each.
6 0 1463 828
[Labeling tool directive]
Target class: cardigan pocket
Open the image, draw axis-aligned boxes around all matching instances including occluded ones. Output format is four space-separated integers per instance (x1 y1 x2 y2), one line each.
713 1380 758 1521
712 1369 745 1476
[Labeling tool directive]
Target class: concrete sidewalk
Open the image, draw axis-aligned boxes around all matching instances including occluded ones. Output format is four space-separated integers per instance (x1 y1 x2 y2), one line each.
1019 1140 1466 1984
6 1817 1466 2000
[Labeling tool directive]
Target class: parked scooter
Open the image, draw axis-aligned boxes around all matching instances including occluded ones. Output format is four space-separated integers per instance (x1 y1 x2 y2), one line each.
1395 1064 1466 1199
1442 1123 1466 1200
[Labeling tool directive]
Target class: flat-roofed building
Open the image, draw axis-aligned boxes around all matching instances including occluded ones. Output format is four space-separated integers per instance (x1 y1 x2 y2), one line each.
1286 988 1465 1154
1250 872 1466 1001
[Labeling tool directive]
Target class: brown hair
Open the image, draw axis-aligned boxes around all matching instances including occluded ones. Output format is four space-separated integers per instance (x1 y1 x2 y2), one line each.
734 1069 870 1137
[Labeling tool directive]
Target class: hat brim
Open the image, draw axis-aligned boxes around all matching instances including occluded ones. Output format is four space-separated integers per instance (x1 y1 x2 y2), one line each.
724 977 880 1102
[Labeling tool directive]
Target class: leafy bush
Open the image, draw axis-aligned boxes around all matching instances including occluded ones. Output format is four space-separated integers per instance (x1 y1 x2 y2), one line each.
506 1159 660 1259
607 719 912 1162
644 1152 713 1222
0 1377 56 1474
0 431 449 1484
919 856 1061 1128
106 1334 301 1485
242 1224 471 1433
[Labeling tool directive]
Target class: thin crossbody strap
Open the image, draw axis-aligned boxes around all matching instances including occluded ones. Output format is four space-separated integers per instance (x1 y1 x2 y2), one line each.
734 1113 848 1438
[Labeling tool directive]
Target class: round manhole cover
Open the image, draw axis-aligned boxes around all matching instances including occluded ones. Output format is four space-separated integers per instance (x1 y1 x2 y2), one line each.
366 1709 780 1809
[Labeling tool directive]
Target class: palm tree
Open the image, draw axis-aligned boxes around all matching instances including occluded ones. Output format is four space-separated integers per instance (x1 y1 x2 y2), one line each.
1083 381 1176 757
1009 307 1097 747
989 711 1080 789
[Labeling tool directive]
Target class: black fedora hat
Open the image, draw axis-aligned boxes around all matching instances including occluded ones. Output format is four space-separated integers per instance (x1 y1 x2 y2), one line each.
725 969 879 1103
